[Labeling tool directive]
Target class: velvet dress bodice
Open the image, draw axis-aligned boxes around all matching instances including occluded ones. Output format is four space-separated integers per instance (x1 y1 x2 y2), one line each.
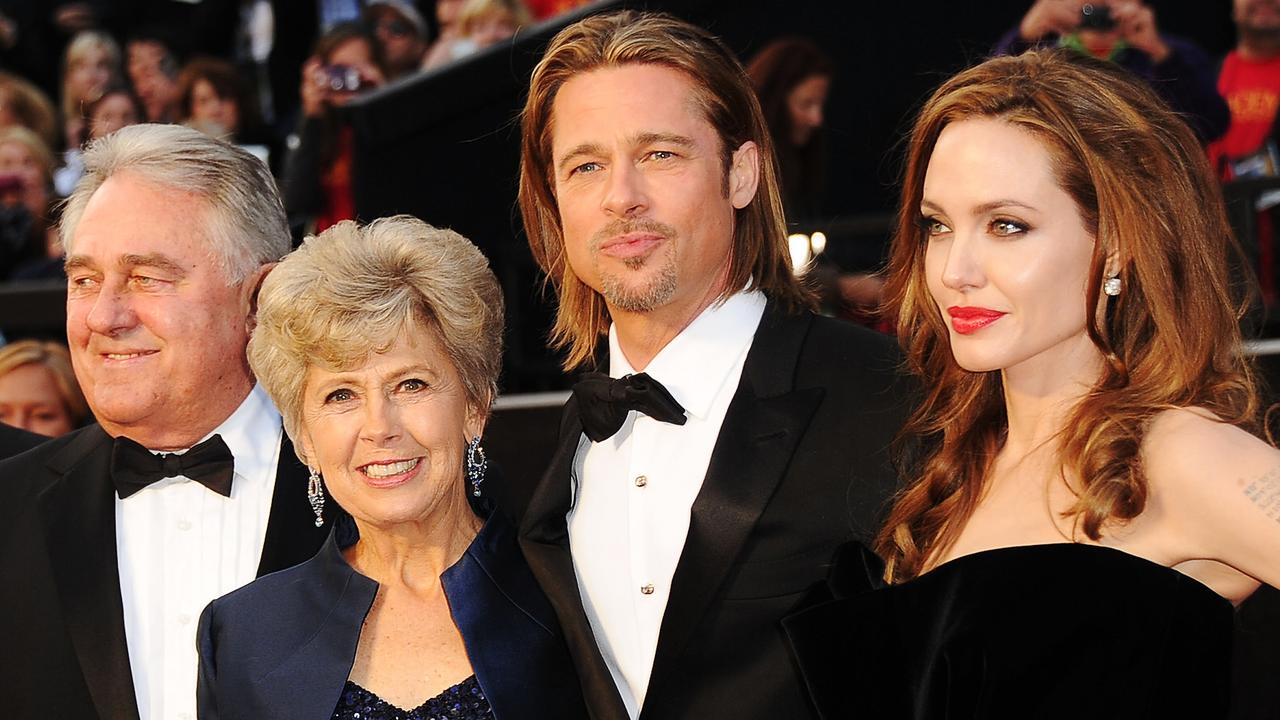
783 542 1234 719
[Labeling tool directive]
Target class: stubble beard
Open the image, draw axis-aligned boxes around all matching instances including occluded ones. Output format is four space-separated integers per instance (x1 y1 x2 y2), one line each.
592 219 679 313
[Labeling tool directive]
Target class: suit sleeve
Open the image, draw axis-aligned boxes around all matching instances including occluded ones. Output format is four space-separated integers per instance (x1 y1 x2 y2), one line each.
196 601 220 720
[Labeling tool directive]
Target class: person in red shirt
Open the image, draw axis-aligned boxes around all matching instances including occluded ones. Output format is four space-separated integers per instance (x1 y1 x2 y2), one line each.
1209 0 1280 174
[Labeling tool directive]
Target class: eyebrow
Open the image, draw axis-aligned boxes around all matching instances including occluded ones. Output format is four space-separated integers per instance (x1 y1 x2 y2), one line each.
64 252 190 278
919 198 1039 216
554 132 697 175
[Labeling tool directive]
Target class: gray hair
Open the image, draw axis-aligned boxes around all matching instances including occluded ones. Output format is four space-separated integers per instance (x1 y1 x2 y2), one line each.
60 123 290 284
249 216 505 457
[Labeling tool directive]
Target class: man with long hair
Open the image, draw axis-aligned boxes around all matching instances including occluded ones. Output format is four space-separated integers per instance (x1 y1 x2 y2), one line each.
495 10 908 719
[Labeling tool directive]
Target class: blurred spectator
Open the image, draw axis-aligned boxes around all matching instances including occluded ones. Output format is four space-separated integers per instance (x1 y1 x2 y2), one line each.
0 339 88 437
365 0 429 80
422 0 531 69
0 126 59 280
1210 0 1280 176
996 0 1229 143
55 84 143 196
281 22 384 237
523 0 593 21
59 30 121 151
126 28 183 122
178 56 275 167
747 36 833 224
0 72 60 152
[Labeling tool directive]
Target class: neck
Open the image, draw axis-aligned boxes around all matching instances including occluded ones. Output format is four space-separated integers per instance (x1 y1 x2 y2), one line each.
999 336 1104 458
346 495 481 592
1239 32 1280 60
609 275 732 371
101 378 255 451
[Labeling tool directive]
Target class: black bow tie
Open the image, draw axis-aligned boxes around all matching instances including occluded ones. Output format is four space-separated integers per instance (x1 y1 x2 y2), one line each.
110 434 235 499
572 372 687 442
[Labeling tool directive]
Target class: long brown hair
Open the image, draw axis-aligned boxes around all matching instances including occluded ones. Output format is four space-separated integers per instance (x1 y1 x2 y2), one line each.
518 10 815 370
877 49 1260 582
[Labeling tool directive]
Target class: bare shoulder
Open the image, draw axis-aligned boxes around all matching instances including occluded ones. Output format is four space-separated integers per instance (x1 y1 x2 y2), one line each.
1142 407 1280 596
1143 406 1276 489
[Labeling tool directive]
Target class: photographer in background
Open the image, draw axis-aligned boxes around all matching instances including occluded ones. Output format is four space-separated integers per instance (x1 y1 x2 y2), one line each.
995 0 1229 143
280 22 384 240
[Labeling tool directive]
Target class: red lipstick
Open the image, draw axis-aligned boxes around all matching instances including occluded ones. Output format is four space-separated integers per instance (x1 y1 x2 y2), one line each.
947 306 1005 335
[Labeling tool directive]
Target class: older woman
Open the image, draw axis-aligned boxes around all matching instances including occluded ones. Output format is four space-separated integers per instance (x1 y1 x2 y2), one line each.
0 340 88 437
197 217 586 720
784 49 1280 718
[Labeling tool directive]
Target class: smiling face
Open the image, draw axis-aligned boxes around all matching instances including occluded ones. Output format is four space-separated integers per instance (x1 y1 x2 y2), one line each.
297 323 481 529
921 118 1101 380
550 63 758 324
64 172 260 448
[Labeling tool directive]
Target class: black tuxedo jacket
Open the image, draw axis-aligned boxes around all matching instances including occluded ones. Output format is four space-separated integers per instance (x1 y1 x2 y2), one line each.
491 303 911 720
0 423 336 719
0 422 45 459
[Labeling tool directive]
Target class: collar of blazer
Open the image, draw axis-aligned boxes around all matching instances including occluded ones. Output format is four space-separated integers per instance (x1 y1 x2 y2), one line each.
518 300 826 718
34 424 332 720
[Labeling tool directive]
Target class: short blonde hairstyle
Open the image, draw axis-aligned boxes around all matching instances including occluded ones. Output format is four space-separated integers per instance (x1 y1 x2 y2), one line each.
458 0 531 36
0 125 56 188
249 216 504 459
0 340 90 425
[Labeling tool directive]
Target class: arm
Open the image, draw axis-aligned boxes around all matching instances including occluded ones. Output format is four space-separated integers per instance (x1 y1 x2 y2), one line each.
196 602 221 720
1145 409 1280 597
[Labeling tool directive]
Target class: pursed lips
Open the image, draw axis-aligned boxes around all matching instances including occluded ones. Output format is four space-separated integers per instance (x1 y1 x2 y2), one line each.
597 232 665 259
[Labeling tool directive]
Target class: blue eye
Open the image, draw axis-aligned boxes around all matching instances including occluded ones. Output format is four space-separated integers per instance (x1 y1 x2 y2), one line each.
572 162 602 175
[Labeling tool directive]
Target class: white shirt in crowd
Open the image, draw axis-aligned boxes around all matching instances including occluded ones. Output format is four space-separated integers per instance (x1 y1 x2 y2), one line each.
568 290 766 719
116 384 282 720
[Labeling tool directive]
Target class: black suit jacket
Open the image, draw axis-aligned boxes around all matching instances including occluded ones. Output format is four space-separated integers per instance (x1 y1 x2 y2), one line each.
0 423 335 719
491 302 910 720
198 511 588 720
0 422 46 459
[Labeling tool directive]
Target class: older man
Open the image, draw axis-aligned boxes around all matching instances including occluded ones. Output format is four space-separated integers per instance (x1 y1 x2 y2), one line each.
0 124 335 719
493 11 908 720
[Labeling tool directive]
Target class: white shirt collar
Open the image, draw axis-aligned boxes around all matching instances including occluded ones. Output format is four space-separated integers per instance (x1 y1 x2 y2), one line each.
198 383 282 483
607 291 767 420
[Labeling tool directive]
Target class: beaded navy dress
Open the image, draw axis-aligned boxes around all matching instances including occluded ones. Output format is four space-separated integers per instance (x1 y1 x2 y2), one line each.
332 677 492 720
783 542 1234 719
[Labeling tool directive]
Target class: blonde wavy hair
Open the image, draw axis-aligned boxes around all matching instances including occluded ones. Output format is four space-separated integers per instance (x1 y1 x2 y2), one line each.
877 49 1261 583
248 216 504 463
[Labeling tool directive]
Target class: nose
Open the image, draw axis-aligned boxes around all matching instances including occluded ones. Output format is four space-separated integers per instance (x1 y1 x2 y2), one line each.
360 393 402 445
600 161 648 218
83 282 139 337
937 233 985 292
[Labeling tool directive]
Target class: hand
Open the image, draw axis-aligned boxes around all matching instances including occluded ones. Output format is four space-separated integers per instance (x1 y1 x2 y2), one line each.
1020 0 1089 41
1109 1 1170 62
299 58 330 118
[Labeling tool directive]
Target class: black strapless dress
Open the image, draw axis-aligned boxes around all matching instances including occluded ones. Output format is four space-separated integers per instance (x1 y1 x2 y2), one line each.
782 542 1234 719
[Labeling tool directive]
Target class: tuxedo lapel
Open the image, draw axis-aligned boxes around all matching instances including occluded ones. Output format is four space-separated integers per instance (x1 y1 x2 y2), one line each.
646 307 822 702
38 425 141 720
257 433 333 576
519 398 630 720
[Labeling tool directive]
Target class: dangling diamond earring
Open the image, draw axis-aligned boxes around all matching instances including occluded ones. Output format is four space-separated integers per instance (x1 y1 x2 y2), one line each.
466 436 487 497
307 467 326 527
1103 276 1122 297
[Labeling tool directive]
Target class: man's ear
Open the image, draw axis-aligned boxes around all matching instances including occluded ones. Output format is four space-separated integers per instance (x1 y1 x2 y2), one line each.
241 262 277 333
728 140 761 210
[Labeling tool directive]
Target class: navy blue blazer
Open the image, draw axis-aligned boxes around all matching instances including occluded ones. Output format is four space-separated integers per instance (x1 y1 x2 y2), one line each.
197 510 589 720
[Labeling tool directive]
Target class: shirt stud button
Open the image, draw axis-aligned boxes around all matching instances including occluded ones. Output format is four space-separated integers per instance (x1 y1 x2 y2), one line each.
640 584 655 595
634 475 648 487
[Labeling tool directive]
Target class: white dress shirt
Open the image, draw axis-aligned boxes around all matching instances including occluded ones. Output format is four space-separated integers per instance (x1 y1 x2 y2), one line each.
116 384 282 720
567 290 766 718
